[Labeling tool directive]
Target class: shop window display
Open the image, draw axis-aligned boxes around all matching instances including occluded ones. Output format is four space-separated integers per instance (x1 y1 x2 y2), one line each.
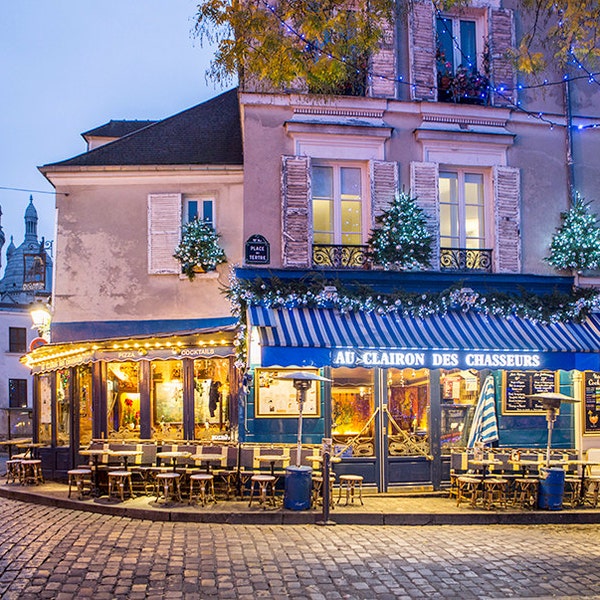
107 362 140 439
37 373 52 445
331 367 375 456
194 358 230 440
78 366 93 446
151 361 184 440
56 369 71 446
440 368 480 452
387 368 430 456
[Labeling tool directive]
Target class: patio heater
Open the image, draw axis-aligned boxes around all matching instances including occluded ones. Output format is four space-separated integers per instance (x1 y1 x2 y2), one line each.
525 392 580 467
277 371 331 466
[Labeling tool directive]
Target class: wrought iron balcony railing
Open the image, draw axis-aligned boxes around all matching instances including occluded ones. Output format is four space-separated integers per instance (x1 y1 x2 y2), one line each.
440 248 493 272
312 244 371 269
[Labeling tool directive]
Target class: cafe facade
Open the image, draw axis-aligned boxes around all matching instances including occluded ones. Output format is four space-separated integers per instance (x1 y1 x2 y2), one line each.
237 268 600 492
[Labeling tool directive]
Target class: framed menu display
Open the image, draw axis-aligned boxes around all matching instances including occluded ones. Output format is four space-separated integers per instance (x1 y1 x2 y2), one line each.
502 370 557 414
255 368 321 418
582 371 600 435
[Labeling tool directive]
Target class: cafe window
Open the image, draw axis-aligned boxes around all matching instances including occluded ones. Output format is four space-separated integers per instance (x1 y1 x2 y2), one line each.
387 368 430 457
9 379 27 408
440 369 481 452
331 366 374 457
78 366 93 446
194 358 230 440
107 362 140 439
38 373 52 445
9 327 27 353
151 360 184 441
56 369 71 446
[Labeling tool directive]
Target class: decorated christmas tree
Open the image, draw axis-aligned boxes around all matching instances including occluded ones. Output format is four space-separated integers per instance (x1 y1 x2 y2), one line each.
367 191 432 270
173 219 226 280
547 194 600 272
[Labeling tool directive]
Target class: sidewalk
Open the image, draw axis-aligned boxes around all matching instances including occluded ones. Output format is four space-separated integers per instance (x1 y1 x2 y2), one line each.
2 480 600 526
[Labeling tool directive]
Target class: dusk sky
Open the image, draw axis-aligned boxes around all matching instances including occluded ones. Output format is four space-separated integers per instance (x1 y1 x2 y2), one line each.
0 1 224 261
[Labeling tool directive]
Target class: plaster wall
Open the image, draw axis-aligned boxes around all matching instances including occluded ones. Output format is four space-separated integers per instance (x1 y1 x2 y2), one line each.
48 169 243 325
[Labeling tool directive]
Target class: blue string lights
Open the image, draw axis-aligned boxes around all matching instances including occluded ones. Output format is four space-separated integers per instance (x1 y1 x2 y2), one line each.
257 0 600 131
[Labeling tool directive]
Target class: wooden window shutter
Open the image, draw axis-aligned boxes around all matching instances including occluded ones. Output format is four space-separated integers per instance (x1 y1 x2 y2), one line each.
369 18 396 98
410 161 440 269
408 0 436 101
281 155 311 268
489 9 516 107
370 160 398 226
493 166 521 273
147 193 182 275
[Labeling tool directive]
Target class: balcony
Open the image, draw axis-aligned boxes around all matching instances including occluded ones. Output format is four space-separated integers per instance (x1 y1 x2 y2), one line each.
312 244 371 269
440 248 493 272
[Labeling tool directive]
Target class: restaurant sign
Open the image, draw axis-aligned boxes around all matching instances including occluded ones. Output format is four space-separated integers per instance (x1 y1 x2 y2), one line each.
332 349 543 370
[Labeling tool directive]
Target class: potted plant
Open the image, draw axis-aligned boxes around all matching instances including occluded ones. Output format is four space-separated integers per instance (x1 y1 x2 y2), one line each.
173 218 227 280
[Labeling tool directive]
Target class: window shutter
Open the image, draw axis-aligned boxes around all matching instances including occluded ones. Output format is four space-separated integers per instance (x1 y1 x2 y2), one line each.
409 0 436 101
370 18 396 98
493 166 521 273
410 161 440 269
281 155 311 268
489 9 516 107
148 193 181 275
370 160 398 226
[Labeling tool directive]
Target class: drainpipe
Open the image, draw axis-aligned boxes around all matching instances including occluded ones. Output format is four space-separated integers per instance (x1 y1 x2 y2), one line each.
564 65 575 206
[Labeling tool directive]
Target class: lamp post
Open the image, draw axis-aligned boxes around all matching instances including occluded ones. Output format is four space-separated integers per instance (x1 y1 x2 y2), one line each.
29 299 52 342
525 392 580 467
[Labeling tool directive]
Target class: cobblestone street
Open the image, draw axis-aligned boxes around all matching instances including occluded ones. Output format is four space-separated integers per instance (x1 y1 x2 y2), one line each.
0 498 599 599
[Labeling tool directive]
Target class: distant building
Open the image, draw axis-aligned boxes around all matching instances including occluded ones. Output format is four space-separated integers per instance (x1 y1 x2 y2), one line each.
0 197 53 439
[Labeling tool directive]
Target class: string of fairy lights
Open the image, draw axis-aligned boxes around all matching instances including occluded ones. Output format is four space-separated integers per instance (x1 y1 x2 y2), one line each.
257 0 600 131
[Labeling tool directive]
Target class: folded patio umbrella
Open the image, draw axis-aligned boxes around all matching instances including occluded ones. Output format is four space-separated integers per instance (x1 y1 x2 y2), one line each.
467 375 499 447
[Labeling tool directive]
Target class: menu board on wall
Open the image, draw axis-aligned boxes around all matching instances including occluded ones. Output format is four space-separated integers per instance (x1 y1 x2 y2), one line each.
583 371 600 435
255 368 320 418
502 370 557 414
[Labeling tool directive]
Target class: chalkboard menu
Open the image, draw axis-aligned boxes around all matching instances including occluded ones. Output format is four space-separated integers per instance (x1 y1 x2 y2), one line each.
583 371 600 435
502 370 557 414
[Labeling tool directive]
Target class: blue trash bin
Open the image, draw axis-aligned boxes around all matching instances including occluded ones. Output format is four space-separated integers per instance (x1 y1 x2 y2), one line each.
538 467 565 510
284 466 312 510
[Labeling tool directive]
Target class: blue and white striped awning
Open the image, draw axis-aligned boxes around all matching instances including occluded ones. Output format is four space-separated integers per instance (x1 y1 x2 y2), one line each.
249 306 600 353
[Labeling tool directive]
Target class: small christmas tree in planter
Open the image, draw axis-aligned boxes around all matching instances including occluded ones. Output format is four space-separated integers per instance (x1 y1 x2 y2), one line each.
547 194 600 273
173 219 227 280
367 191 433 270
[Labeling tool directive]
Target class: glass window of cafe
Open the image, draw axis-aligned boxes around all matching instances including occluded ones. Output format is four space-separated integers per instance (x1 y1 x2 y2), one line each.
194 358 230 440
107 362 140 438
78 365 93 446
151 360 184 440
331 367 484 457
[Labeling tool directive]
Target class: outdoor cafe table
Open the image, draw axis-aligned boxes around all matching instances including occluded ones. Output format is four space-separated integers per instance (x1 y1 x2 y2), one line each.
468 459 502 480
563 459 600 502
258 455 290 476
109 449 143 471
80 448 113 496
15 442 46 459
0 438 32 459
156 451 191 472
189 453 224 473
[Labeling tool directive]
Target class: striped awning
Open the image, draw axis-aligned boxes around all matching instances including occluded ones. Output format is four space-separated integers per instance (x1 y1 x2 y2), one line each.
249 306 600 353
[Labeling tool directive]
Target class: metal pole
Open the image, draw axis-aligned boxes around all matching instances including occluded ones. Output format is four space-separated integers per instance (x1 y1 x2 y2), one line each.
318 437 335 526
296 387 304 467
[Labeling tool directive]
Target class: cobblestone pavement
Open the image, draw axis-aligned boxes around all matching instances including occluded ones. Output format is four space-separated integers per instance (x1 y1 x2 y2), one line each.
1 498 599 600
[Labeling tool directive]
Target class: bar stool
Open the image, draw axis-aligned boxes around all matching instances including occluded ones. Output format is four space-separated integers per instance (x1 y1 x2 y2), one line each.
512 478 539 509
189 473 216 506
67 468 92 500
5 459 22 484
20 459 44 485
456 476 482 508
155 472 182 504
482 477 508 510
312 474 336 509
337 474 364 506
248 474 277 508
108 470 134 501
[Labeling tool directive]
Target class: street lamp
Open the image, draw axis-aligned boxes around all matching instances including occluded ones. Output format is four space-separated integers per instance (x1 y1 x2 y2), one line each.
29 299 52 342
276 371 331 466
525 391 580 467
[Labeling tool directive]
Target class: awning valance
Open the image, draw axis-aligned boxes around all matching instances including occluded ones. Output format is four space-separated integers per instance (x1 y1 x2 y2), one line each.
248 307 600 370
